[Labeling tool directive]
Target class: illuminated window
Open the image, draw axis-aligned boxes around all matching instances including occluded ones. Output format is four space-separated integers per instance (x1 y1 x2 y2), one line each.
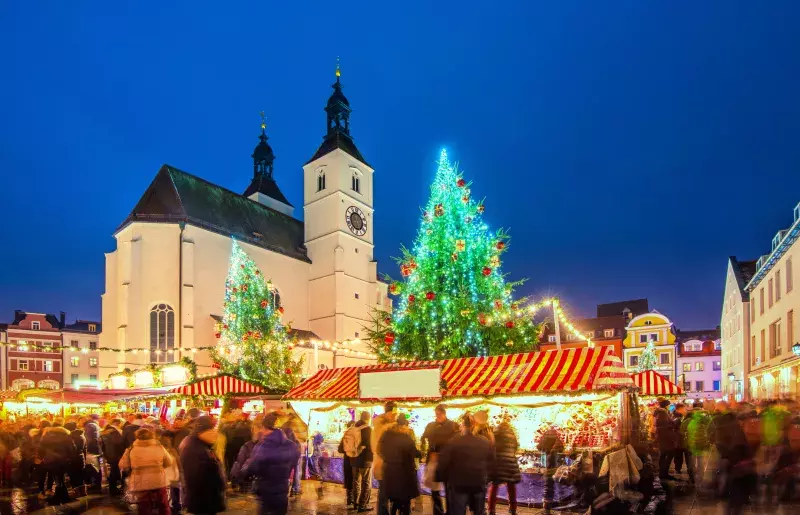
603 329 615 338
713 361 721 371
88 323 97 332
70 340 79 348
70 357 79 367
31 321 40 330
89 357 98 368
270 287 281 310
18 360 29 371
682 363 692 372
548 335 556 343
43 360 53 372
695 362 704 371
149 304 175 364
713 380 721 391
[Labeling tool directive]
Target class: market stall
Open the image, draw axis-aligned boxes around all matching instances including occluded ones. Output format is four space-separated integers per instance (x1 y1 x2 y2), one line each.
284 347 636 506
0 387 170 419
166 373 284 416
631 370 683 398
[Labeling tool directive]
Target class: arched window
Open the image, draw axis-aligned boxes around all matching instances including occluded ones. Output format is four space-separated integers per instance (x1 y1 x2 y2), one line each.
351 171 360 193
269 287 281 310
317 171 326 192
150 304 175 363
12 379 35 391
38 379 60 390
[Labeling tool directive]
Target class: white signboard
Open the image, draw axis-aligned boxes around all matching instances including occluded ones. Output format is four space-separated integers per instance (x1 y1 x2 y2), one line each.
359 367 441 400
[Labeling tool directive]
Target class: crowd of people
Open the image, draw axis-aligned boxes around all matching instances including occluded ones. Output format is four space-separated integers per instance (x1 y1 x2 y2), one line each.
646 397 800 514
338 401 523 515
0 408 306 515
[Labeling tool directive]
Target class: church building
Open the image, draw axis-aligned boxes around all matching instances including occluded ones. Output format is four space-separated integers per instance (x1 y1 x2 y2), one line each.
98 68 390 380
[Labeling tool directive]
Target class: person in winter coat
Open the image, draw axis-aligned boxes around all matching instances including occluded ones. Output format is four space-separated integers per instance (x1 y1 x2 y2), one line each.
120 428 173 515
349 411 374 512
242 412 301 515
281 413 308 496
372 401 398 515
39 424 77 503
222 412 252 476
653 399 678 479
436 413 494 515
231 426 264 491
64 422 87 490
84 415 102 456
180 416 226 515
338 421 356 506
421 404 460 515
378 414 420 515
159 431 182 515
174 408 202 451
680 402 712 488
102 419 126 495
672 403 693 480
123 414 145 448
489 418 521 515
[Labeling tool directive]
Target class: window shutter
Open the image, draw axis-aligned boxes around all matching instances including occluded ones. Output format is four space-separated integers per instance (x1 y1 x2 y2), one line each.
54 361 61 373
10 359 16 370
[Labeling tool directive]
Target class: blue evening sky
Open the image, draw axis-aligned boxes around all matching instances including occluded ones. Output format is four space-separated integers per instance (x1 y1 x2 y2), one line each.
1 2 799 330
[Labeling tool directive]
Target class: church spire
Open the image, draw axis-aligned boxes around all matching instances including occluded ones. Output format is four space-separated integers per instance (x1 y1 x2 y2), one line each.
252 111 275 177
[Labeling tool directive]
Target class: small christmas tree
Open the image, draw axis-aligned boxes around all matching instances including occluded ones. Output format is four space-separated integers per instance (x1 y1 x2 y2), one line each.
636 339 658 372
369 150 540 361
211 240 303 392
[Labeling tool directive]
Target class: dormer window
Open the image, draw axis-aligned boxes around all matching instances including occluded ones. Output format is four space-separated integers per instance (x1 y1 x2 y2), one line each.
644 320 652 326
603 329 615 338
88 324 96 332
31 321 40 330
317 171 326 192
548 335 556 343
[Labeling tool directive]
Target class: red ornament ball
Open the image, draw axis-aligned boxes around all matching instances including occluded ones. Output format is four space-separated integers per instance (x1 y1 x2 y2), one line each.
478 313 487 326
240 264 245 269
496 241 506 250
214 332 221 339
384 332 396 344
426 291 436 300
408 294 416 303
505 321 515 329
284 368 292 375
278 307 285 314
260 300 268 308
232 287 238 293
383 317 392 325
389 283 400 295
457 178 466 187
482 267 492 276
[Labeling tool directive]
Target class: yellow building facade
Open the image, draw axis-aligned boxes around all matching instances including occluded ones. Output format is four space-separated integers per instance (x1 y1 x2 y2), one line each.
623 312 677 383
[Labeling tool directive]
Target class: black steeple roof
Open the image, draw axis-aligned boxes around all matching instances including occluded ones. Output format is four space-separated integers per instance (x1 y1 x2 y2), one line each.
307 65 368 165
244 115 292 207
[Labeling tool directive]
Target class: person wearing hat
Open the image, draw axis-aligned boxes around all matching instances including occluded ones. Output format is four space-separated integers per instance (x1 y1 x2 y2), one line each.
180 416 226 515
241 412 301 515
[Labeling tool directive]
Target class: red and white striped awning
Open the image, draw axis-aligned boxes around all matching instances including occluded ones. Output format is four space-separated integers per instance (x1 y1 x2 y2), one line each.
285 347 634 401
170 375 265 396
631 370 684 396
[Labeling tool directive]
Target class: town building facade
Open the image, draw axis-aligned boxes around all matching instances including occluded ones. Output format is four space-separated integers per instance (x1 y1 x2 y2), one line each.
61 320 101 387
676 329 722 400
720 256 756 401
3 311 64 390
747 202 800 399
99 69 390 380
622 311 677 383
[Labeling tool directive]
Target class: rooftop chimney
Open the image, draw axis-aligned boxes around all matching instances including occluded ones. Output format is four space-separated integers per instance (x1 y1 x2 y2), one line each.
59 311 66 328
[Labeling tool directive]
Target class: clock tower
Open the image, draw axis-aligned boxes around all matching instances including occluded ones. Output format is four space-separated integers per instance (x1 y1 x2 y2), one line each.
303 65 387 345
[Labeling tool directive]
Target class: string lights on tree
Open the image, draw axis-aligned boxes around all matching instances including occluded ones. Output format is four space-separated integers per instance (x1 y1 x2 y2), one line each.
210 240 303 392
369 149 542 361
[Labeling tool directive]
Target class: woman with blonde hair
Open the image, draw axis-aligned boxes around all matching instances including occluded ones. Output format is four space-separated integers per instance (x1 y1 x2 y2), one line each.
120 427 173 515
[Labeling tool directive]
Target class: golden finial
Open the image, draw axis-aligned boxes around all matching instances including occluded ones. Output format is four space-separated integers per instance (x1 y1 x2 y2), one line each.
260 111 266 131
335 56 341 78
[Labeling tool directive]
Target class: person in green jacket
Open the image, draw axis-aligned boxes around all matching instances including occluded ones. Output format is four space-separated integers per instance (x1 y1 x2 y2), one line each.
681 402 712 488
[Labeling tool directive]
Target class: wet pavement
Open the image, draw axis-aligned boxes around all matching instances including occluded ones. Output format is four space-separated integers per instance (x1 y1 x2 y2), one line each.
2 479 800 514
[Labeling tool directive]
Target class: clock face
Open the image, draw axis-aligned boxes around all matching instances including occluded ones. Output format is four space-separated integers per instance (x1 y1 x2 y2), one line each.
346 206 367 236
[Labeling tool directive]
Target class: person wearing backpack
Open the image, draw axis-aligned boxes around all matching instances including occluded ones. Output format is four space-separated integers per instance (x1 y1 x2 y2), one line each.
681 402 711 488
345 412 373 512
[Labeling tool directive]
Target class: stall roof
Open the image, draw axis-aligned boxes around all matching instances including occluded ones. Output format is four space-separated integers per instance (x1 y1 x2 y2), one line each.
169 374 265 396
285 347 633 401
31 388 171 405
632 370 684 396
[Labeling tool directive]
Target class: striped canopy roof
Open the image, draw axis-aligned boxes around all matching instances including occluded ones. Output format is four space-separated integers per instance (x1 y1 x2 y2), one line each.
170 374 265 396
285 347 633 401
632 370 684 396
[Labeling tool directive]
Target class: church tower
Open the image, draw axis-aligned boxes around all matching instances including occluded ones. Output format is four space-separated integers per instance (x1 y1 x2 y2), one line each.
244 113 294 217
303 63 388 345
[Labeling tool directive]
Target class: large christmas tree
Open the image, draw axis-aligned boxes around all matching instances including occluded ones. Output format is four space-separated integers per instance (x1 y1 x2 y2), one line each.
211 240 303 392
636 340 659 372
370 150 540 361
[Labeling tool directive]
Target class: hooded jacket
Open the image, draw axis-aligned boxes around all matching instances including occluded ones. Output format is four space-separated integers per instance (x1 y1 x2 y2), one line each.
378 426 420 501
120 439 173 492
101 425 126 463
242 428 301 505
180 434 226 514
371 413 396 480
39 427 77 471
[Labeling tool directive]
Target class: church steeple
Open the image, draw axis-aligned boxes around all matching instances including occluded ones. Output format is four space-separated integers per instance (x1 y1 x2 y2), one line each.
307 59 368 165
252 111 275 177
244 112 294 217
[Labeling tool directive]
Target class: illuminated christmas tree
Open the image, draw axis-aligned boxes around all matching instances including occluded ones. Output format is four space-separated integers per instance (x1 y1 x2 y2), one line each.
211 240 303 392
370 150 540 361
636 340 658 372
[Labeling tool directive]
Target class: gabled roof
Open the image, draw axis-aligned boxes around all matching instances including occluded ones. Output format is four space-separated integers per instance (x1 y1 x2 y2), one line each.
596 299 649 318
307 131 368 166
729 257 757 301
676 328 720 342
62 320 102 333
10 311 62 329
119 165 310 263
243 173 293 207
